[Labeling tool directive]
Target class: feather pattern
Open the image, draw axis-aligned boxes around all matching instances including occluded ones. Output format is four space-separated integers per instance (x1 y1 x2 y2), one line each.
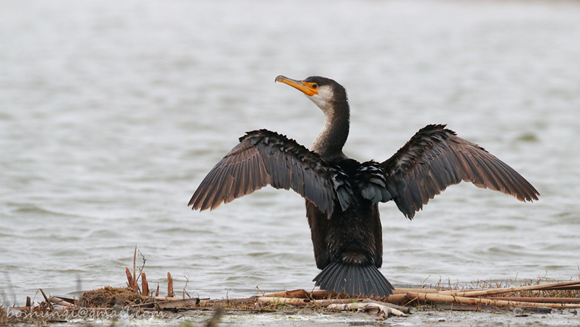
188 129 353 216
312 261 394 297
382 124 540 219
354 161 395 203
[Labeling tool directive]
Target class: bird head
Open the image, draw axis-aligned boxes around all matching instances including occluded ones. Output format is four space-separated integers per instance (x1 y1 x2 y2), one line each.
275 75 348 116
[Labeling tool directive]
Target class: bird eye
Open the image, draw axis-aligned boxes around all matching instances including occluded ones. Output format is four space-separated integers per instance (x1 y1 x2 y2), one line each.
312 84 318 89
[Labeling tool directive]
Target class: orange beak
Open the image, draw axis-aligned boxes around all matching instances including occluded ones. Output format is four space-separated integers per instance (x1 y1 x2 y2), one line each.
275 75 319 96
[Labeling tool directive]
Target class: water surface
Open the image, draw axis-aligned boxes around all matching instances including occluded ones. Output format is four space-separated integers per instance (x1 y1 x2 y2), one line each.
1 0 579 303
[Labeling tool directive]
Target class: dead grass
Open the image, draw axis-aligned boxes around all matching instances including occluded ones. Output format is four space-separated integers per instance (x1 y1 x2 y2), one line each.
78 286 150 308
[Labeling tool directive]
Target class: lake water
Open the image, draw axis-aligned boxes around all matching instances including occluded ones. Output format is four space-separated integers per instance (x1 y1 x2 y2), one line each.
1 0 579 304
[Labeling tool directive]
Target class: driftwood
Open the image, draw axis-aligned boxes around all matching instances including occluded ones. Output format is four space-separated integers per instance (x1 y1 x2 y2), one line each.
396 280 580 311
328 302 408 318
200 297 257 305
262 289 311 298
433 303 549 314
308 290 344 299
257 295 409 319
49 297 75 307
262 289 346 299
39 289 53 310
381 294 410 305
258 282 580 312
257 296 368 306
406 292 580 309
257 297 308 305
393 288 439 294
442 280 580 297
261 289 408 305
155 298 200 309
487 296 580 304
362 299 410 314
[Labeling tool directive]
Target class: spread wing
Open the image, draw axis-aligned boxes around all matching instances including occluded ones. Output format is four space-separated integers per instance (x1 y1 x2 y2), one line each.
382 124 540 219
188 129 352 216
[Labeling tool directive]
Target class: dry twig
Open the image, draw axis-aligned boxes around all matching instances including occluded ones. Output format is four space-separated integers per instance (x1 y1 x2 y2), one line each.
328 302 408 319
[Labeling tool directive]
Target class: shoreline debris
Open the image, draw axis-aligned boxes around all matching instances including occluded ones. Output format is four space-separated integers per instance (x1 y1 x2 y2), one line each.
2 249 580 325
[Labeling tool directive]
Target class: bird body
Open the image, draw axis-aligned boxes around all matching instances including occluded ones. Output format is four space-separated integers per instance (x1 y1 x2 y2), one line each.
188 75 539 297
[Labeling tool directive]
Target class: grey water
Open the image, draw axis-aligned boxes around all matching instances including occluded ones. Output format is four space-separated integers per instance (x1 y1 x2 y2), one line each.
1 0 579 303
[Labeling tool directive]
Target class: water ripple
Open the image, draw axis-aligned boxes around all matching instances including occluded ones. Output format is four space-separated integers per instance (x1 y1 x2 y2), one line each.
1 0 579 301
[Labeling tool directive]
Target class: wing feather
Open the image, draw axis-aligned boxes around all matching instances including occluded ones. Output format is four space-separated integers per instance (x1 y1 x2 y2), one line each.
189 129 351 216
382 124 539 219
202 166 227 209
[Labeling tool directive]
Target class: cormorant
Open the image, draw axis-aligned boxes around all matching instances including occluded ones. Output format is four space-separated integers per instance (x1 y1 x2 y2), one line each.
188 75 539 297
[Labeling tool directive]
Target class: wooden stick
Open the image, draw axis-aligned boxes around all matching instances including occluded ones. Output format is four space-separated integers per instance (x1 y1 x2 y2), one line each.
167 272 174 297
154 296 192 301
308 290 344 299
141 273 149 296
551 285 580 290
262 289 310 298
262 289 342 299
445 280 580 297
156 298 199 309
393 288 439 294
257 297 308 305
487 297 580 304
382 294 413 305
407 292 580 308
49 297 75 307
363 299 410 314
155 283 159 297
39 289 53 310
203 297 257 305
132 302 156 309
327 302 408 318
52 296 77 305
261 289 411 306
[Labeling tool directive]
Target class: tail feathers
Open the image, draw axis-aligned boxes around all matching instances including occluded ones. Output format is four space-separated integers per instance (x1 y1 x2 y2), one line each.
313 261 394 297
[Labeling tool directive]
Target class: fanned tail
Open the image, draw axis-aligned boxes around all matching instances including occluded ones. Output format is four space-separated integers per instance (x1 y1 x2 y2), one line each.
313 261 394 297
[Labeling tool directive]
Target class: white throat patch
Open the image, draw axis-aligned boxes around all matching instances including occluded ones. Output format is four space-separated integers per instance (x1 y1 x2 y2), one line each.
306 85 334 115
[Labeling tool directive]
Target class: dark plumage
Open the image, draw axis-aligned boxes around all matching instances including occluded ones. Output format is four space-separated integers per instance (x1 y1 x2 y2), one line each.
188 75 539 297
